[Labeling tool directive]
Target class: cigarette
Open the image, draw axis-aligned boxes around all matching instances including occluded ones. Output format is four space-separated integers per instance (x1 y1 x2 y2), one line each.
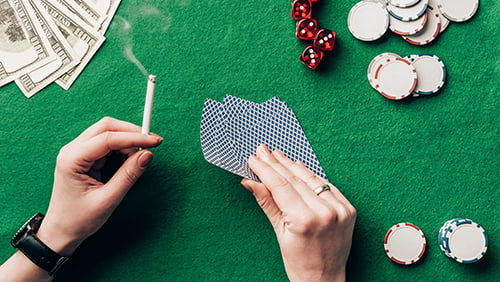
141 74 156 135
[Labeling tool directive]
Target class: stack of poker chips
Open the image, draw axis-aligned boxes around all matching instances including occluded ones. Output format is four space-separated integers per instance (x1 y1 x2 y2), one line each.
384 218 488 265
348 0 479 45
290 0 336 70
367 52 446 100
438 218 488 264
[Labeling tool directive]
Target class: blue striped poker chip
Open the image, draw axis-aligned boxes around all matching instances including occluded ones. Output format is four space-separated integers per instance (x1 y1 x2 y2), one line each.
405 53 446 95
437 218 488 264
386 0 428 21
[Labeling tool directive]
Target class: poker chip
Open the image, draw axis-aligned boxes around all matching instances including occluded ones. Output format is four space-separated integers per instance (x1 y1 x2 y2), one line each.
402 8 441 45
405 53 446 95
428 0 450 32
389 10 428 35
348 1 389 41
367 52 401 89
388 0 420 8
438 218 488 263
437 0 479 22
386 0 429 21
384 222 426 265
372 57 417 100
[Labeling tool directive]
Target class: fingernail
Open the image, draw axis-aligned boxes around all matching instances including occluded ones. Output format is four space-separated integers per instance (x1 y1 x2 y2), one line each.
258 144 271 156
138 151 154 168
240 178 254 192
273 149 286 159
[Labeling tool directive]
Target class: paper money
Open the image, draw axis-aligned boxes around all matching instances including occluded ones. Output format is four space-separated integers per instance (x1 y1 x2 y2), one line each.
91 0 121 34
40 0 105 90
0 0 56 87
15 0 80 97
0 0 119 97
52 0 100 29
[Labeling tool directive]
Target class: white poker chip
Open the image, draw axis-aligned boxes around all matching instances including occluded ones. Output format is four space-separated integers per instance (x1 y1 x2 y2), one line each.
367 52 401 89
373 57 417 100
386 0 429 21
405 54 446 95
348 1 389 41
438 218 488 264
389 10 428 35
428 0 450 32
402 8 441 45
437 0 479 22
384 222 426 265
388 0 420 8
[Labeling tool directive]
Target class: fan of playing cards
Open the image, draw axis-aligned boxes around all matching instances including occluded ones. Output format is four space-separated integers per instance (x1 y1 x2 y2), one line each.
0 0 121 98
200 95 327 182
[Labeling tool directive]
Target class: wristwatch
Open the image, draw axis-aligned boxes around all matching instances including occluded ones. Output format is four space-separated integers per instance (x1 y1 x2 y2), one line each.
11 213 70 276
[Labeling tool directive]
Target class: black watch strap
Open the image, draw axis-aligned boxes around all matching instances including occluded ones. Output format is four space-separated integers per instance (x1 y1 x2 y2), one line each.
11 213 70 276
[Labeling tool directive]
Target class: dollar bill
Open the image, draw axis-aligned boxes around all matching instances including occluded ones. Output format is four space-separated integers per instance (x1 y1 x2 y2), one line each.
15 0 80 97
40 0 105 90
71 0 104 26
0 0 56 87
88 0 121 34
52 0 99 29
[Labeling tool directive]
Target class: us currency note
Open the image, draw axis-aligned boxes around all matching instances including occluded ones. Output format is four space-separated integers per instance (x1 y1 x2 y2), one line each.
89 0 121 34
71 0 104 26
53 0 99 29
15 0 80 97
40 0 105 90
0 0 56 87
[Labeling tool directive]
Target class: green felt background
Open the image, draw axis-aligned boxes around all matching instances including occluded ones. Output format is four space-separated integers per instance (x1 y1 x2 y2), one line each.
0 0 498 281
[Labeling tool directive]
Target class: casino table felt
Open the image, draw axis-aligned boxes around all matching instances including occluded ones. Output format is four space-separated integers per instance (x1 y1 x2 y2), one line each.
0 0 498 281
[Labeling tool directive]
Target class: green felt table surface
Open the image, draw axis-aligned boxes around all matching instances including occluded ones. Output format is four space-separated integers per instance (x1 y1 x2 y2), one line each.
0 0 499 281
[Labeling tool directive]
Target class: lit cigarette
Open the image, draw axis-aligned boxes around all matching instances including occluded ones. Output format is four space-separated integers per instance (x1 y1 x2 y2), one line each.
141 74 156 135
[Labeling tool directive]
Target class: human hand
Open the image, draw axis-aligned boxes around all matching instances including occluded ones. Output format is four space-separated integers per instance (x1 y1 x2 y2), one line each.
36 117 163 256
241 144 356 282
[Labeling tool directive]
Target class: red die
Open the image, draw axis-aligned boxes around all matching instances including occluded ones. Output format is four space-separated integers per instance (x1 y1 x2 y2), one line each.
299 45 324 70
296 18 318 40
291 0 312 20
313 28 336 51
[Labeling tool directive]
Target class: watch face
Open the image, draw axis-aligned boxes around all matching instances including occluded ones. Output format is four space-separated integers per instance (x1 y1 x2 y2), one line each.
11 213 44 247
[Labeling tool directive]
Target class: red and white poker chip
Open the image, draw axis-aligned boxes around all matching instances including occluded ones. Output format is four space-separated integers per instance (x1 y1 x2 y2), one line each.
384 222 427 265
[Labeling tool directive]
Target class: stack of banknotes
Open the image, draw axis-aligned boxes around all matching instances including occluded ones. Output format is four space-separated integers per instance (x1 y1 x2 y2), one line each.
0 0 121 97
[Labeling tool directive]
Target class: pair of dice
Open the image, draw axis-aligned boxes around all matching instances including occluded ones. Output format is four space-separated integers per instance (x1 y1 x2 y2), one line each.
292 0 336 70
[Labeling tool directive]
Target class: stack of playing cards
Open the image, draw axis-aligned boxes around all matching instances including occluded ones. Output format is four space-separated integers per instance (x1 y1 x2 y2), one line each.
200 95 327 182
0 0 121 98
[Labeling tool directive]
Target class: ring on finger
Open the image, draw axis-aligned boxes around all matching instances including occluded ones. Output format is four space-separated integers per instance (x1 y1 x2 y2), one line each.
313 184 331 196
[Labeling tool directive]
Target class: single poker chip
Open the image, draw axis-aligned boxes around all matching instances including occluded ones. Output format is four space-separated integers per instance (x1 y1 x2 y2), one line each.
373 57 417 100
438 218 488 263
428 0 450 32
348 1 389 41
437 0 479 22
388 0 421 8
367 52 401 89
384 222 427 265
389 10 428 35
386 0 429 21
402 8 441 45
405 53 446 95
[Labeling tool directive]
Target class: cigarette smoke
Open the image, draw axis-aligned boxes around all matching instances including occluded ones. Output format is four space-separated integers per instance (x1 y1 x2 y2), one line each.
113 15 148 77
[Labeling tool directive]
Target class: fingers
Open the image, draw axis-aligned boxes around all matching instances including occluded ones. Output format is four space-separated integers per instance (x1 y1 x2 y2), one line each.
256 145 325 209
75 117 141 141
75 117 161 142
104 150 153 203
248 153 310 217
241 178 282 229
66 132 162 172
